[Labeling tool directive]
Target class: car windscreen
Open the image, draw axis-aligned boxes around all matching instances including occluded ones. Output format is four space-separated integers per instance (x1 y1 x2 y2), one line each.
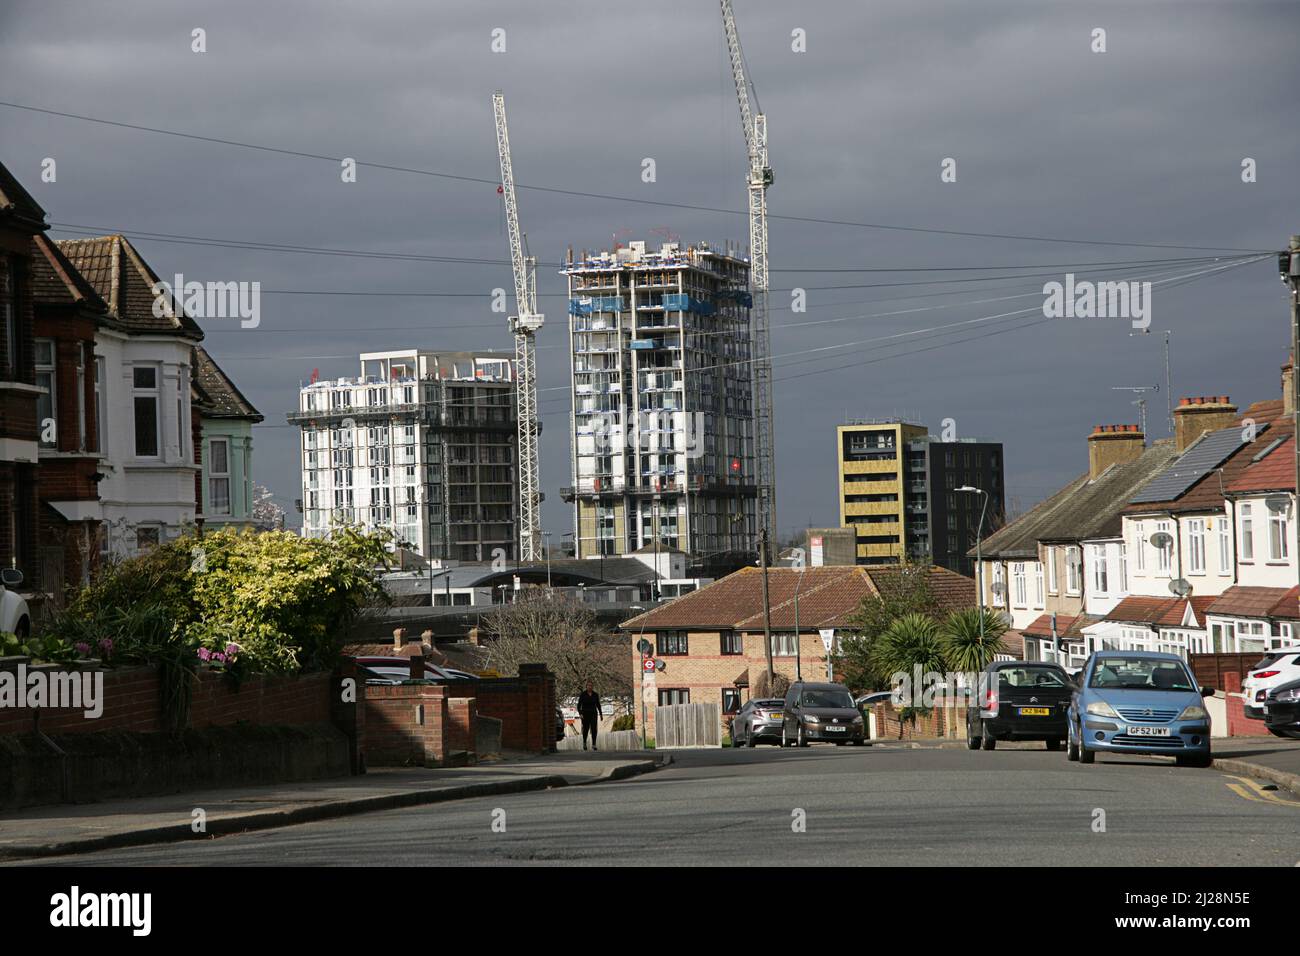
1251 654 1283 670
998 667 1069 688
799 689 855 709
1089 658 1195 691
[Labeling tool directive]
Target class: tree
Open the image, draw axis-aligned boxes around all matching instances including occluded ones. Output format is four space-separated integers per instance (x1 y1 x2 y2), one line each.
868 612 947 738
835 561 939 691
939 607 1007 675
481 591 631 704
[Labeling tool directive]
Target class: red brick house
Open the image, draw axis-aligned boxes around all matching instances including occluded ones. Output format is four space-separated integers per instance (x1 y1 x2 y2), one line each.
0 160 45 588
30 232 110 591
621 564 976 738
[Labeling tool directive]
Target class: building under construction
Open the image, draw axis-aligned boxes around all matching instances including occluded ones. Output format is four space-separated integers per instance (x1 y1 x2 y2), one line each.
290 349 518 562
561 241 759 572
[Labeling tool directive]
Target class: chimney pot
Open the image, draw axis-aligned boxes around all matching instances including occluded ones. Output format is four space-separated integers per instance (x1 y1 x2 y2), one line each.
393 627 406 650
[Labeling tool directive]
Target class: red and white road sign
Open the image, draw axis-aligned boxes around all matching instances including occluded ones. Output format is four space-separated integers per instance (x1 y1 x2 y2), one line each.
642 657 657 672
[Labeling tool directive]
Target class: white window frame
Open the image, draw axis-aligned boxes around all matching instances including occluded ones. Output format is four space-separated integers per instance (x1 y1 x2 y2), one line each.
1046 546 1057 594
1269 505 1289 562
1188 519 1205 575
1155 520 1172 574
1012 562 1027 608
132 364 162 459
1065 546 1081 596
1217 517 1231 574
35 338 56 448
94 355 106 453
1033 562 1045 609
209 437 231 516
1240 503 1255 562
1134 522 1146 572
1091 545 1108 595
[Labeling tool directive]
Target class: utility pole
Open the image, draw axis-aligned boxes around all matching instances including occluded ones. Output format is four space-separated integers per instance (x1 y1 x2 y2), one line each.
759 525 774 685
1283 236 1300 597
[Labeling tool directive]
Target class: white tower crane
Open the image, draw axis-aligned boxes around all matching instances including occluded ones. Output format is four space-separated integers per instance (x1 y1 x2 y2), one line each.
719 0 776 555
492 91 544 562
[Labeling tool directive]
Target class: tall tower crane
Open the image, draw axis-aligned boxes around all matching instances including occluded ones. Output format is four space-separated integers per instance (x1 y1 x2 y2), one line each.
492 91 543 562
719 0 776 555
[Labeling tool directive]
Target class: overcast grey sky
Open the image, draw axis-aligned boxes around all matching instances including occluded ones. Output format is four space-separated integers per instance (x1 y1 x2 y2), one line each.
3 0 1298 538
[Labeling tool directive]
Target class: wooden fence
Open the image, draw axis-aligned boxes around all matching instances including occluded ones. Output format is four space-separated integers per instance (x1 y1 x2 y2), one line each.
655 703 722 748
1190 652 1267 692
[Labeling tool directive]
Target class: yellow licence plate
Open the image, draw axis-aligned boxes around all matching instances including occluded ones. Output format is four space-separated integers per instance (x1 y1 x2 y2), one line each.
1019 707 1050 716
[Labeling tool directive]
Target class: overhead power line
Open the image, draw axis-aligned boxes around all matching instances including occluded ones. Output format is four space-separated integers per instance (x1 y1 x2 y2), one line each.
5 100 1270 254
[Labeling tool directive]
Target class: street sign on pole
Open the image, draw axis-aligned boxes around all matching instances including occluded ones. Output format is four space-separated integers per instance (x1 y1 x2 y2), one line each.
642 657 657 672
820 629 836 680
641 672 657 704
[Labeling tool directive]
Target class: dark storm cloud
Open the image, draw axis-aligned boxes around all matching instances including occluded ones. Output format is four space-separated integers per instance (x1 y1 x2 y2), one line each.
2 0 1297 535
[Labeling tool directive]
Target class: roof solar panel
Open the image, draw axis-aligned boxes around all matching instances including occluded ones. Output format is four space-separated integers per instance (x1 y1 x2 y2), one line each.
1128 423 1261 504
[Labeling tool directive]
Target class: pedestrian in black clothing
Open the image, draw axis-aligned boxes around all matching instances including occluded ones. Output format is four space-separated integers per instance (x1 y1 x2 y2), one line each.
577 681 601 751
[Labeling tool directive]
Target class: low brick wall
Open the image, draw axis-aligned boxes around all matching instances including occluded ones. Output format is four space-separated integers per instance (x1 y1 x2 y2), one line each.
444 663 556 753
871 703 963 740
0 662 333 737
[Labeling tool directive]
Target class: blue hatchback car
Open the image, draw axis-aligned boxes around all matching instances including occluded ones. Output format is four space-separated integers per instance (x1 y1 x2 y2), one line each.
1067 651 1214 768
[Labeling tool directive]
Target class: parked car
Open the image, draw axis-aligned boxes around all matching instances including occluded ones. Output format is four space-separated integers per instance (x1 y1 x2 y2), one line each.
855 691 894 709
1066 651 1214 768
352 656 470 684
0 569 30 638
1241 647 1300 720
780 681 865 747
730 697 786 747
966 660 1072 751
555 707 566 742
1263 677 1300 740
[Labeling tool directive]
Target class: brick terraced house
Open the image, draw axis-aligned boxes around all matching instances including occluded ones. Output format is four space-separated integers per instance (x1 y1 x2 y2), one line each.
621 564 976 740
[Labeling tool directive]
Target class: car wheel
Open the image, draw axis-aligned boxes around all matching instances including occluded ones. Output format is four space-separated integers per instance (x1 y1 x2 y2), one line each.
798 725 809 747
966 719 980 750
781 725 789 748
746 728 757 748
980 722 996 751
1066 735 1079 761
1045 738 1061 752
1078 723 1095 764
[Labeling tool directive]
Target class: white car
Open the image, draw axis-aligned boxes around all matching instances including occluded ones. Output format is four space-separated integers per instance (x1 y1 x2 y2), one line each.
1241 647 1300 720
0 569 30 640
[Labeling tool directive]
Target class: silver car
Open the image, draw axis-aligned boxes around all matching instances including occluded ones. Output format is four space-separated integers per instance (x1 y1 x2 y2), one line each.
731 697 786 747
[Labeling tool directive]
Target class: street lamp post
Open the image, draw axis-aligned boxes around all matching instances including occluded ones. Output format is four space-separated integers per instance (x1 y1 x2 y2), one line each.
792 557 806 682
630 605 649 749
957 485 990 689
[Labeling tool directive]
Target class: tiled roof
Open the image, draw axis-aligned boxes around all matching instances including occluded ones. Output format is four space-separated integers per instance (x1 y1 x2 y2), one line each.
29 233 107 312
980 442 1182 561
56 235 203 337
0 160 46 226
620 564 975 631
1102 595 1213 628
1021 612 1101 640
1207 585 1300 620
1227 433 1295 494
191 346 262 421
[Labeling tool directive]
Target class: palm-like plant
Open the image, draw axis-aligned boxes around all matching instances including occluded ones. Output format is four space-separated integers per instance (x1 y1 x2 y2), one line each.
869 613 947 683
940 607 1008 674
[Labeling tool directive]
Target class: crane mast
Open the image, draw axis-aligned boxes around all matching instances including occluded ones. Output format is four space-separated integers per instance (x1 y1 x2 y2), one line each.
492 91 543 563
720 0 776 556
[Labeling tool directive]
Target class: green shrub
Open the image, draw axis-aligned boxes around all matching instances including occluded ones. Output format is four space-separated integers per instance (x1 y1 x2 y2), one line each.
611 714 636 732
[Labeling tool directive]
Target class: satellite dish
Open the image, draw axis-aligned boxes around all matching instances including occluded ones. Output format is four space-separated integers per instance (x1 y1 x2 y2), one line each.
1169 578 1192 597
990 581 1005 597
1149 531 1174 549
1266 495 1290 513
998 610 1014 628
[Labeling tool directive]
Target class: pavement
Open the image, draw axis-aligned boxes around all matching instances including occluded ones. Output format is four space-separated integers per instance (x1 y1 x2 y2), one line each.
0 751 666 862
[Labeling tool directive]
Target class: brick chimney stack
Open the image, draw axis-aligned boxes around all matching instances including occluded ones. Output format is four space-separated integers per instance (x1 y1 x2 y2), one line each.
1172 396 1238 452
1088 424 1145 479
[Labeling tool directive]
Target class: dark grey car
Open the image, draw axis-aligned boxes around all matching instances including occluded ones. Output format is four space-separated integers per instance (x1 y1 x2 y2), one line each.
781 681 865 747
731 697 786 747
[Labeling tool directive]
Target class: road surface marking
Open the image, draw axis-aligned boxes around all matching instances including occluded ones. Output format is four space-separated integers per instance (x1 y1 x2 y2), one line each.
1223 775 1300 807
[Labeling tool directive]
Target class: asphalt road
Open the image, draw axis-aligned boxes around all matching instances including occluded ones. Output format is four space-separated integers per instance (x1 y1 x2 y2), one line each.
21 746 1300 866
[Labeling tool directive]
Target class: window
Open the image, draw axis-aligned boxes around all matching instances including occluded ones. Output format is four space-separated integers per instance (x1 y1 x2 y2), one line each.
75 346 86 450
1119 544 1128 593
1134 523 1146 572
1065 547 1081 595
35 339 55 448
658 688 689 706
1046 546 1057 594
991 563 1004 607
1269 505 1289 561
1188 519 1205 574
1154 521 1172 574
94 355 106 453
770 633 798 657
1012 563 1027 608
720 630 741 655
722 688 742 714
1240 504 1254 561
209 438 231 515
657 631 688 656
1034 563 1044 608
1218 517 1231 574
132 365 161 457
1091 546 1108 594
136 526 161 552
